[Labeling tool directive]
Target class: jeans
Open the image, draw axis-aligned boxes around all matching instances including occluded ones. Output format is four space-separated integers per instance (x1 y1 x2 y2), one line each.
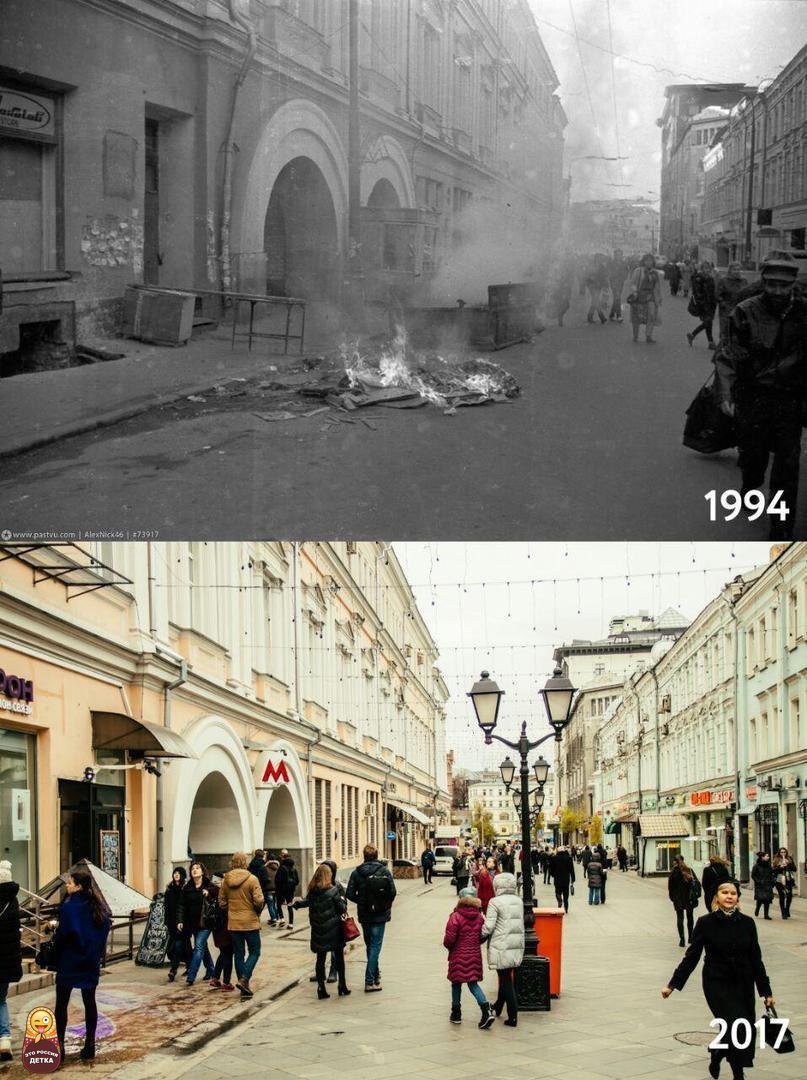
213 945 233 984
0 981 9 1039
600 877 606 904
55 985 97 1048
676 906 694 942
231 929 261 982
543 867 551 884
588 885 600 904
266 894 279 922
495 968 518 1021
422 866 433 885
451 981 487 1010
186 928 215 983
362 921 386 986
280 899 294 926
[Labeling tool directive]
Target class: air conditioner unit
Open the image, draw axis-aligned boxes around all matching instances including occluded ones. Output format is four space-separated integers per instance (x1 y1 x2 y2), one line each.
364 804 376 817
346 541 357 555
660 694 672 713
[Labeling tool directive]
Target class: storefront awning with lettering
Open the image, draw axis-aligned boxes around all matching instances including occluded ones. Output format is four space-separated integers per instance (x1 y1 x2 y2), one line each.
91 712 197 759
386 798 430 825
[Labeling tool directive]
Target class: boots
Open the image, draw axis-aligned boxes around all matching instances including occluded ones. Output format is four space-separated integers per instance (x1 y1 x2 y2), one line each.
0 1036 12 1062
317 984 330 999
79 1038 95 1061
338 984 351 996
708 1050 721 1078
449 1006 461 1024
478 1002 496 1030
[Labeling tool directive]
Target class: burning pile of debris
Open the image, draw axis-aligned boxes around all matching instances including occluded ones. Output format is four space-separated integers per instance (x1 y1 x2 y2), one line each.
300 331 520 416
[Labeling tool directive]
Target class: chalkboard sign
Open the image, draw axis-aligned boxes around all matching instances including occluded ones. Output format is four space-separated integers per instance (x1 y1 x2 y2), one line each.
135 893 169 967
99 830 120 879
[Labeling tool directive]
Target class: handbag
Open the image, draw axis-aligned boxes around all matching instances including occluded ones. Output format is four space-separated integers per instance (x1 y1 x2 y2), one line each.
201 894 218 929
36 937 58 971
341 913 360 943
683 372 735 454
687 295 700 316
570 883 575 895
759 1005 795 1054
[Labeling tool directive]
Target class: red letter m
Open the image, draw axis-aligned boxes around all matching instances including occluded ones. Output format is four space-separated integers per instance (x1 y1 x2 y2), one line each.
261 758 290 785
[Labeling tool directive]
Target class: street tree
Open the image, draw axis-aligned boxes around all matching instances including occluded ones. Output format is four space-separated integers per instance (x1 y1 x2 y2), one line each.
471 800 496 846
588 815 603 845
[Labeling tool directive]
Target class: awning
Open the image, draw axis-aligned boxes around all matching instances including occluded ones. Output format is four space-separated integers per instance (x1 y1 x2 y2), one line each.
386 798 430 826
604 820 620 834
638 813 690 838
615 813 637 824
91 711 197 759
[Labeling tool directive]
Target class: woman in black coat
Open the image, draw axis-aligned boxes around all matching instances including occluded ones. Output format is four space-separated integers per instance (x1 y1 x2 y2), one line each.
701 856 732 911
662 880 774 1080
687 260 718 348
294 863 349 999
751 852 774 919
0 861 23 1062
772 848 796 919
163 866 187 980
667 855 696 947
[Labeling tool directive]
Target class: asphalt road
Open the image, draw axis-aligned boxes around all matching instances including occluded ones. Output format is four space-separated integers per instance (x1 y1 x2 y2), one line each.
3 290 804 540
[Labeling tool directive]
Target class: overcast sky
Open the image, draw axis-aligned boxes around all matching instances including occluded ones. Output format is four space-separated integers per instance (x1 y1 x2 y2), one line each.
395 542 772 773
527 0 806 205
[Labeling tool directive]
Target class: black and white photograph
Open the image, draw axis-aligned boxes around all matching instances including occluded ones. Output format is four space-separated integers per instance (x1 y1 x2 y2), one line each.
1 0 806 540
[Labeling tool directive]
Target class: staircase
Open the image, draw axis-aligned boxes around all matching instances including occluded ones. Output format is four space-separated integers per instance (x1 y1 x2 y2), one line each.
10 884 59 998
8 956 54 998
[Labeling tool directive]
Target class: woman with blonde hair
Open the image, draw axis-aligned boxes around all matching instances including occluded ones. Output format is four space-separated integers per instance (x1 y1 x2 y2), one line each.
294 863 350 999
661 881 775 1080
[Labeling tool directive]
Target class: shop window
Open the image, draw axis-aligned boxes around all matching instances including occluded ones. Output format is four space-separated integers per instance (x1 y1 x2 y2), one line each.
655 839 681 872
0 728 36 891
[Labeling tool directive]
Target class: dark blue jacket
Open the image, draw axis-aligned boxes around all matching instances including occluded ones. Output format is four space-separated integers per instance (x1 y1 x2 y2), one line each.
53 893 111 989
346 860 396 925
420 849 435 868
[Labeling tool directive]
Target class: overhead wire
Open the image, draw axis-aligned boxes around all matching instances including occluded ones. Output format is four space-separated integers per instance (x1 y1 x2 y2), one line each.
605 0 625 190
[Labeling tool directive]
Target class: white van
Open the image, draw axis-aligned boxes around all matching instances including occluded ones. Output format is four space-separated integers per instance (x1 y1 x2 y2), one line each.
433 845 459 876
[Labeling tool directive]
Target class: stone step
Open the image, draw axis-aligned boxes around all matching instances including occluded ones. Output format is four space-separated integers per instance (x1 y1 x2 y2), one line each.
7 969 55 999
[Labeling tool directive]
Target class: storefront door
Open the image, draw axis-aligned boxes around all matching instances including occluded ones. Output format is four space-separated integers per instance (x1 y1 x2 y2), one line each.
0 728 37 891
58 779 125 876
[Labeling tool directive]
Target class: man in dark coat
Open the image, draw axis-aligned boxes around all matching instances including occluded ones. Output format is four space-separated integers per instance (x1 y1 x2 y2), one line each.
0 861 23 1061
498 844 515 875
715 258 807 540
662 881 774 1080
617 845 629 871
420 846 436 885
275 850 300 928
452 849 472 894
346 844 396 991
549 847 575 912
608 249 629 322
581 845 592 873
248 849 271 913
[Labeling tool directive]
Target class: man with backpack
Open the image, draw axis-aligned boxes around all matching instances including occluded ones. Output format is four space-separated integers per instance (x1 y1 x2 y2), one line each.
346 844 396 992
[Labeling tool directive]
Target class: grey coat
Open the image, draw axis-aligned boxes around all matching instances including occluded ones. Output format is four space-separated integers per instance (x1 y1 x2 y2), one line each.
586 859 604 887
481 873 525 971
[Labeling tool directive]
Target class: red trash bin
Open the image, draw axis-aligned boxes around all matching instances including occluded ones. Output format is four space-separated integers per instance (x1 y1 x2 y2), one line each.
533 907 565 997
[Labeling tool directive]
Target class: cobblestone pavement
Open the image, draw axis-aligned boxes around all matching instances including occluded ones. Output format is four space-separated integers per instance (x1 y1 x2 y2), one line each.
128 870 806 1080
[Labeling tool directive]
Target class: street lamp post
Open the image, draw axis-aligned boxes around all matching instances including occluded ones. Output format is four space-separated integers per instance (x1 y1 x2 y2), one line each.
468 669 576 1010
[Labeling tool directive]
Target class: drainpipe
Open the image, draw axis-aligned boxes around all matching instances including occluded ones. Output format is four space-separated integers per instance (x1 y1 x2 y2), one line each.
722 591 741 879
156 648 187 891
651 668 661 804
220 1 257 296
291 541 321 882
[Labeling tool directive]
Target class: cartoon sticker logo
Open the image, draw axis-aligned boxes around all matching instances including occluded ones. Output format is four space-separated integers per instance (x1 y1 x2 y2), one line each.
22 1007 61 1074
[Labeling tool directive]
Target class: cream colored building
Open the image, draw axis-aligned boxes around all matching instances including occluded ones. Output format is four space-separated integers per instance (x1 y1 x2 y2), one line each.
468 772 519 840
0 541 449 897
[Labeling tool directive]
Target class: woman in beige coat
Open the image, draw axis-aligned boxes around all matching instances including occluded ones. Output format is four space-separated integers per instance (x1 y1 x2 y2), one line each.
218 852 265 997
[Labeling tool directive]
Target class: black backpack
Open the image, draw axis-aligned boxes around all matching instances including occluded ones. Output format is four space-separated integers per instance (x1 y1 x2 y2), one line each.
363 867 393 915
689 876 702 906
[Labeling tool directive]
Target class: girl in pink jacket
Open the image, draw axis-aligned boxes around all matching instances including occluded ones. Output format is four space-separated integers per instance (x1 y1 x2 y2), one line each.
443 889 495 1029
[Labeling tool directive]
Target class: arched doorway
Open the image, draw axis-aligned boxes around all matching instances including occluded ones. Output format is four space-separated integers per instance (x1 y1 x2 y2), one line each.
263 784 302 855
187 770 244 873
264 157 339 299
367 178 400 209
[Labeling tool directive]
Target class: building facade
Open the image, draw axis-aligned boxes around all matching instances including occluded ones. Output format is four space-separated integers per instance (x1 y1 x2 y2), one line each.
554 609 688 689
700 46 807 267
567 198 659 256
658 83 756 259
0 540 450 897
592 545 807 890
467 771 519 841
0 0 566 372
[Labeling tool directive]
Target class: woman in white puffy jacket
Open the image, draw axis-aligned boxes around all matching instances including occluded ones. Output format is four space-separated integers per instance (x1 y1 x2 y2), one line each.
481 872 525 1027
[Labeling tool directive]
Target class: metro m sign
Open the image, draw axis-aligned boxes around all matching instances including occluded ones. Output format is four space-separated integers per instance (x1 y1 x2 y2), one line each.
254 750 291 788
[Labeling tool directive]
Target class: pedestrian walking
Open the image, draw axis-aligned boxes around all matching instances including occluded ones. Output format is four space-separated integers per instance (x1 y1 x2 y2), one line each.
0 861 23 1063
715 262 748 344
701 855 733 911
295 863 350 999
264 852 280 926
218 851 265 998
542 847 553 884
164 866 188 981
608 249 629 322
626 253 662 343
51 867 111 1061
498 844 515 875
668 854 699 947
547 253 574 327
581 844 592 872
715 257 807 540
549 847 575 913
208 877 235 991
444 888 496 1029
275 849 300 928
772 848 796 919
681 258 694 298
662 880 775 1080
476 861 496 914
248 849 271 921
585 254 611 324
308 859 344 986
751 852 774 920
481 872 524 1027
617 845 628 871
346 844 396 992
177 861 217 986
420 846 436 885
686 260 718 348
452 849 473 895
586 855 603 904
667 261 682 296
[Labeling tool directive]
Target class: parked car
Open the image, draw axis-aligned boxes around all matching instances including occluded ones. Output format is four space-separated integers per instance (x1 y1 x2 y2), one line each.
433 845 459 876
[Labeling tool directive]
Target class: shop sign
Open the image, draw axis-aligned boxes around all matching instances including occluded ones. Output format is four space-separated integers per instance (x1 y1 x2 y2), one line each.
0 88 55 136
11 789 31 841
0 669 34 715
746 786 758 801
642 796 657 810
254 750 291 788
690 788 734 806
